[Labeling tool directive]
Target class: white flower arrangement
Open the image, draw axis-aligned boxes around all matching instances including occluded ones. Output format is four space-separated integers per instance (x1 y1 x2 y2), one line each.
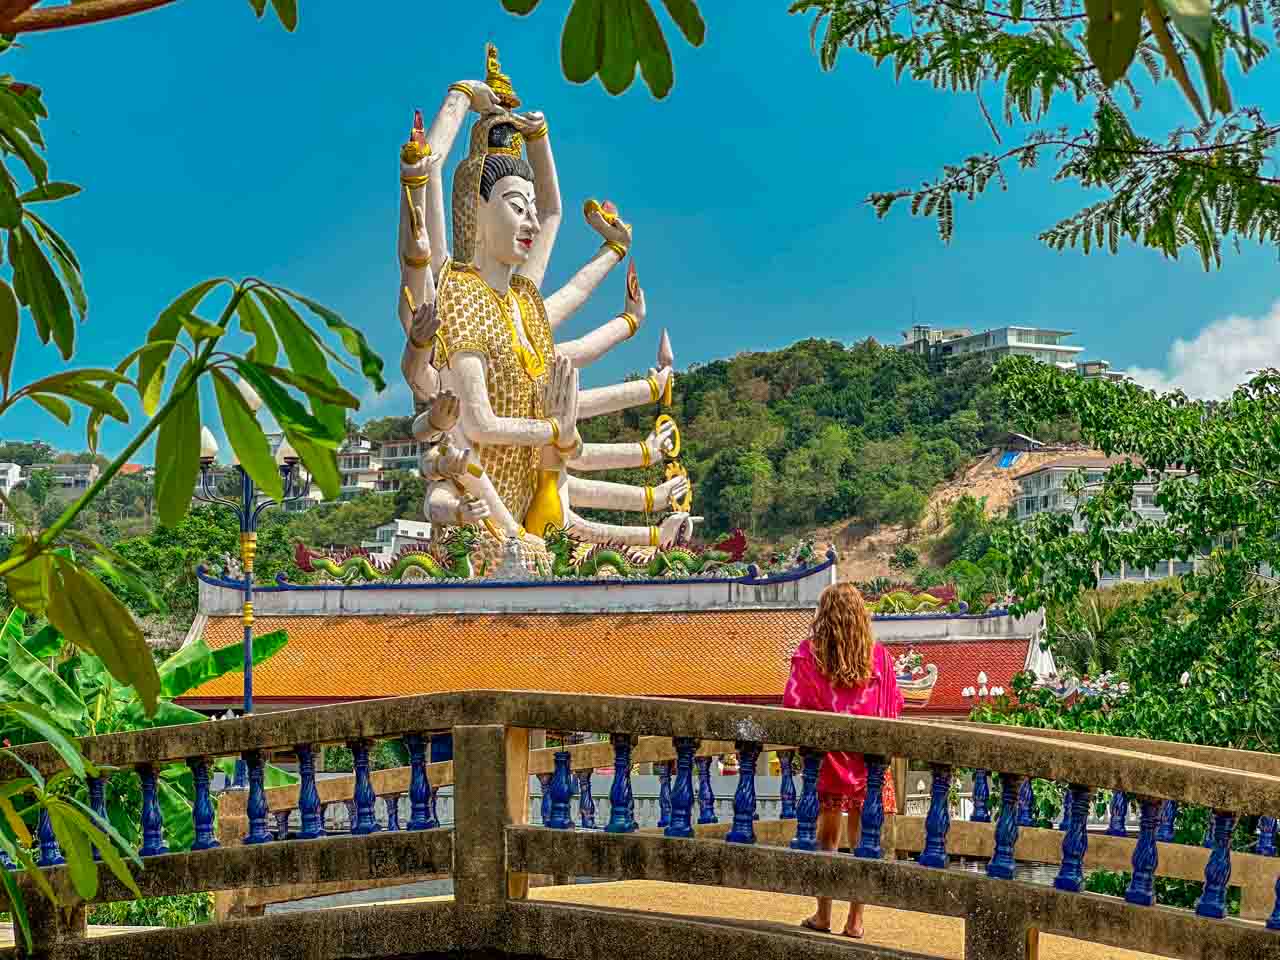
895 649 924 677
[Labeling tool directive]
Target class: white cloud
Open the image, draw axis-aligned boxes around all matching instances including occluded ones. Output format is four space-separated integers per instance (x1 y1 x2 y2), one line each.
1125 302 1280 399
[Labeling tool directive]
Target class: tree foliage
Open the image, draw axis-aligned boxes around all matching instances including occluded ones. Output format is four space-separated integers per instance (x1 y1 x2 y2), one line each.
791 0 1280 267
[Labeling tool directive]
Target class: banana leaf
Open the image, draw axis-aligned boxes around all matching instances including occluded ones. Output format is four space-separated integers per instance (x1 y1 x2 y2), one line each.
157 629 288 699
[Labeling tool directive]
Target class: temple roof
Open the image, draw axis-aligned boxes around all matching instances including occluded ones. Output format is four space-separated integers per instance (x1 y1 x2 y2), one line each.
178 611 1038 716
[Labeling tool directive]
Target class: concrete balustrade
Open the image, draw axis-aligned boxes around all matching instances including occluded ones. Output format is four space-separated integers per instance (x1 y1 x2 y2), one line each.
4 691 1280 960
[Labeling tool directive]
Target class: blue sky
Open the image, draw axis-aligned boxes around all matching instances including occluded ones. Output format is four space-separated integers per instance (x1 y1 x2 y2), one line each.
11 0 1280 458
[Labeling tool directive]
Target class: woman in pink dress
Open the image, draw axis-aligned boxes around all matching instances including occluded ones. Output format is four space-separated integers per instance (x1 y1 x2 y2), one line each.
784 581 903 939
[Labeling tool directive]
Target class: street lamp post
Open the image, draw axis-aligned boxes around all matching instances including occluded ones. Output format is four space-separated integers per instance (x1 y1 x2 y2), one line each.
195 383 311 789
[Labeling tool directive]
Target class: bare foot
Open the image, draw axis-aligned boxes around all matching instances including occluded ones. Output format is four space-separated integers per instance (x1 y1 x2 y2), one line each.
841 924 864 939
801 915 831 933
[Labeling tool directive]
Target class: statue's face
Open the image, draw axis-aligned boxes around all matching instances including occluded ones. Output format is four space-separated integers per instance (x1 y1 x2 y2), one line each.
478 175 539 267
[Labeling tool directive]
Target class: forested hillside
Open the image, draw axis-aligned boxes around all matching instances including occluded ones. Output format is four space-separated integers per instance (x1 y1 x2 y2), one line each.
578 338 1049 537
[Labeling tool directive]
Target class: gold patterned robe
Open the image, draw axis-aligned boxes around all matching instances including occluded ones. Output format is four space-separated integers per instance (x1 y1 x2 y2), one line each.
432 261 556 567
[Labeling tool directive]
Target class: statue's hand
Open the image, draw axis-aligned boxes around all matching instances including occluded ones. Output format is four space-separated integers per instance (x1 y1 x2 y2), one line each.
644 418 677 462
510 110 546 136
659 513 698 550
410 298 440 346
545 355 579 443
413 389 459 440
457 494 491 523
461 81 504 115
584 198 632 251
656 474 690 508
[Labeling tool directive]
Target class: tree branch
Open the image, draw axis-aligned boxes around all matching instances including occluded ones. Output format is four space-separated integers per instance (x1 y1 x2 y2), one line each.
1 0 177 33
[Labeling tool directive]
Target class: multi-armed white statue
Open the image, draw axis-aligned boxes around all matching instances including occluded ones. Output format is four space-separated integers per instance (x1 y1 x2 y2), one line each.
397 44 694 573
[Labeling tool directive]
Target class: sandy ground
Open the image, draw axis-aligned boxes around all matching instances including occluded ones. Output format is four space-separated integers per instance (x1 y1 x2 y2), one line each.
533 880 1167 960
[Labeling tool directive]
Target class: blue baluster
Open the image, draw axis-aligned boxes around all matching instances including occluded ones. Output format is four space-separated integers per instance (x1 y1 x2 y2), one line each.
605 733 636 833
1054 783 1091 892
274 810 291 840
36 808 64 866
695 756 718 824
537 774 552 825
655 762 671 829
725 741 761 844
1058 785 1074 832
386 795 402 831
790 750 824 852
1017 777 1035 827
666 738 697 838
918 764 952 868
295 744 324 838
854 755 887 859
779 751 797 819
1156 800 1179 843
188 757 219 850
1257 815 1277 856
87 775 107 862
986 773 1022 879
970 769 992 823
242 750 272 845
576 768 596 829
1203 816 1214 849
1268 874 1280 930
1106 790 1129 837
138 764 168 856
349 740 380 835
1124 797 1161 906
1196 811 1237 918
403 734 436 831
0 848 13 869
547 750 575 829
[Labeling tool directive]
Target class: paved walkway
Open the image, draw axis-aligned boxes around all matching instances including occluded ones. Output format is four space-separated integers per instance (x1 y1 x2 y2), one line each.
532 881 1166 960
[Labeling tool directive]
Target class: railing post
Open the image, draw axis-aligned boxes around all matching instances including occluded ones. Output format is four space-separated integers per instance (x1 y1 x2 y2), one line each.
918 763 952 868
779 750 797 819
242 750 272 844
1156 800 1179 843
666 738 698 838
1053 783 1091 892
36 808 64 867
1256 815 1276 856
138 763 169 856
537 773 552 825
790 749 823 852
656 762 672 828
453 724 528 906
965 900 1039 960
404 734 438 830
296 743 325 838
577 768 597 829
695 755 718 824
1057 785 1073 832
1124 797 1161 906
725 741 761 844
1268 874 1280 930
1017 777 1035 827
986 773 1022 879
854 755 887 859
87 775 107 863
1106 791 1129 837
970 769 992 823
18 889 86 960
189 756 220 850
547 749 575 829
385 794 402 832
349 739 380 835
605 733 636 833
1196 810 1237 918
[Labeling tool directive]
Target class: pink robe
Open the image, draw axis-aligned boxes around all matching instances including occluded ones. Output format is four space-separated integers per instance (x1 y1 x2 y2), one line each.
783 639 904 796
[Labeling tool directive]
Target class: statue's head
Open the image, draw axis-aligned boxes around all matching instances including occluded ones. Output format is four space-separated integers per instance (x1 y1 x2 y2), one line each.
474 122 538 268
451 44 537 266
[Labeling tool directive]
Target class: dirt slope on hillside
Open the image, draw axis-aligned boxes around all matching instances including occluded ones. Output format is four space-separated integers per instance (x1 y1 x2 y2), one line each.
812 449 1095 582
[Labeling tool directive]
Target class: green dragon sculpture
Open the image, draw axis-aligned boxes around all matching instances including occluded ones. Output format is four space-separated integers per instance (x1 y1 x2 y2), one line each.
539 525 737 579
295 528 479 583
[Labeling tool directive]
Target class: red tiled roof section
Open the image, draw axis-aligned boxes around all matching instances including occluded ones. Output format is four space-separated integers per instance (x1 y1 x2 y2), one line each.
183 613 1030 716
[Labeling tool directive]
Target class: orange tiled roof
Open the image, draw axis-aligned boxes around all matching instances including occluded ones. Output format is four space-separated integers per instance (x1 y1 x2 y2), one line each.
180 612 1032 714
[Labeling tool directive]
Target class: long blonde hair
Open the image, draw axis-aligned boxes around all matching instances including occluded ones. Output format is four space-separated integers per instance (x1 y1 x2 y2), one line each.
810 582 875 688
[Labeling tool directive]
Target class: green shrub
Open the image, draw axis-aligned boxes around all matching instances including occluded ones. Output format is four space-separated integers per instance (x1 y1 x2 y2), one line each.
89 893 213 927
